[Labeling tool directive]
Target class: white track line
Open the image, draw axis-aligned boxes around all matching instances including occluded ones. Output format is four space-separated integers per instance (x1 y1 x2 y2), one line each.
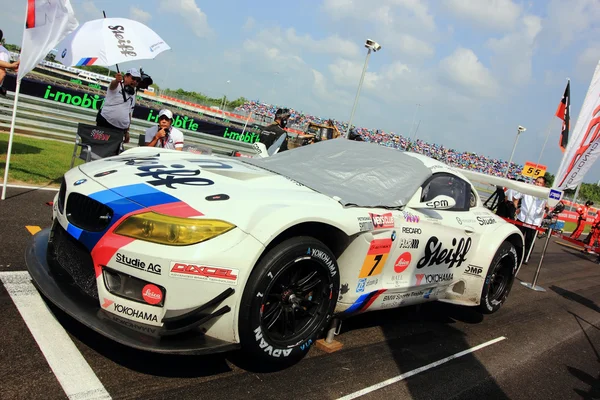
337 336 507 400
0 183 60 192
0 271 111 400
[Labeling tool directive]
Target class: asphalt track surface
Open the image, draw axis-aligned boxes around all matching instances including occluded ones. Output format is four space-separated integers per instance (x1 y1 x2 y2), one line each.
1 187 600 400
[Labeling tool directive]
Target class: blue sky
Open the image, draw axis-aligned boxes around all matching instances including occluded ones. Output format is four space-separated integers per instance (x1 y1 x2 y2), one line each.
3 0 600 183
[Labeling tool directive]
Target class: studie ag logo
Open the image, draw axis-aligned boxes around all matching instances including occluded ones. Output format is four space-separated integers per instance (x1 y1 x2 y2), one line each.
394 252 412 273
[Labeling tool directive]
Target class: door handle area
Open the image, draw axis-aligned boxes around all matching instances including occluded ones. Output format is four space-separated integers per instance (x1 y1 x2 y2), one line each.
464 227 476 235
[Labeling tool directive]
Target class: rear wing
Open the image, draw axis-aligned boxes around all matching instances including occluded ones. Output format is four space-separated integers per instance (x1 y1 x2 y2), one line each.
456 168 563 207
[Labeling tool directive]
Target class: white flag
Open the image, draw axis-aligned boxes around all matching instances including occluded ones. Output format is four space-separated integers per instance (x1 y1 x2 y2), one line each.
17 0 79 81
554 60 600 190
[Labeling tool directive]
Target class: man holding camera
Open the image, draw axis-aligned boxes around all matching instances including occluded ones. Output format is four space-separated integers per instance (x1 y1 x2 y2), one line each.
96 68 141 147
144 109 184 151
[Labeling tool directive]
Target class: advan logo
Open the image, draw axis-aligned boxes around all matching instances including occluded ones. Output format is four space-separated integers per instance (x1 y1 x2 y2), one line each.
370 213 394 229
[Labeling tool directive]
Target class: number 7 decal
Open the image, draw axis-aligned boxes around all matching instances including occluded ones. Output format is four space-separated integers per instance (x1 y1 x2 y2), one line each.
359 239 392 278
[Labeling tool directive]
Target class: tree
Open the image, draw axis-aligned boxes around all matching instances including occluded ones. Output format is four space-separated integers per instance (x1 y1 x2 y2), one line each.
544 171 555 187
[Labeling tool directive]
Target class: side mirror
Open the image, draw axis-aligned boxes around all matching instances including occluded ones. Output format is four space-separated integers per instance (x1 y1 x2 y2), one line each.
411 195 456 210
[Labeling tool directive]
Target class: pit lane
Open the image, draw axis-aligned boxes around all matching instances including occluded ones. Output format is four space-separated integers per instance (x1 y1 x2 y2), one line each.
1 186 599 400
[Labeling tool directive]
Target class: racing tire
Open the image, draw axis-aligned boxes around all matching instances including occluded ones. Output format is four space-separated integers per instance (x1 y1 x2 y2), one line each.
238 237 340 368
478 241 518 314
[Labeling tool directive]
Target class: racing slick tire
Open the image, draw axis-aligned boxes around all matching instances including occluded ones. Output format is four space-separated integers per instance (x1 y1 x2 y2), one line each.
238 236 340 367
478 241 518 314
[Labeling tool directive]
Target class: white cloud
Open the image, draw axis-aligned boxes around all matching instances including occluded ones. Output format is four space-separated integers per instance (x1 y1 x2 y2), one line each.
81 0 101 18
486 15 542 85
442 0 522 31
242 38 305 72
158 0 213 38
543 0 600 51
576 46 600 81
328 59 381 90
130 6 151 23
439 47 500 98
243 17 256 32
394 34 435 57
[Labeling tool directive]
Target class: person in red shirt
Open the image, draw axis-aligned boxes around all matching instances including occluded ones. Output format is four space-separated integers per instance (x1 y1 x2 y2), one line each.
583 211 600 248
571 200 593 240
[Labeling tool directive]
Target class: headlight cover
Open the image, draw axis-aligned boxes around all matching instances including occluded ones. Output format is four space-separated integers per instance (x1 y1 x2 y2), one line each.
114 212 236 246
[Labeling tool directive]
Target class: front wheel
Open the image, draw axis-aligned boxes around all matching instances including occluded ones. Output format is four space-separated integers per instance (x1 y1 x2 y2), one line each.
478 241 518 314
238 237 340 367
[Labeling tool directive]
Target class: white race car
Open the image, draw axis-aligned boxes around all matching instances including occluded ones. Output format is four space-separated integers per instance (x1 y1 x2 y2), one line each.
26 139 525 367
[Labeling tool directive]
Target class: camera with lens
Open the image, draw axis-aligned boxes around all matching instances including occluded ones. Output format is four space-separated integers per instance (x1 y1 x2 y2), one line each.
136 68 153 90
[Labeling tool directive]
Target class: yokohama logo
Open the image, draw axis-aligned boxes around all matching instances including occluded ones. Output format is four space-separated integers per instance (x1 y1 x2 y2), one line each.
370 212 394 229
170 263 239 285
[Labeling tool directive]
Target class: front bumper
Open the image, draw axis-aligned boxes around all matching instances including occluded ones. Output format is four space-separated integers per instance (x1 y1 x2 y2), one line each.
26 228 241 355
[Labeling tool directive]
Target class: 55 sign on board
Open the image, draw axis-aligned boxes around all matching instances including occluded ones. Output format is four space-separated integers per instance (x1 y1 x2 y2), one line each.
359 238 392 278
521 161 547 179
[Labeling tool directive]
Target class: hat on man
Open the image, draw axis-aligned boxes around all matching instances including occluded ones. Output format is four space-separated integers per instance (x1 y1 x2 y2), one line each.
158 109 173 120
126 68 141 78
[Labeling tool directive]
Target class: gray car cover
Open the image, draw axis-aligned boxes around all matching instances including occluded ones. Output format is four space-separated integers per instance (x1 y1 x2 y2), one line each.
242 139 432 208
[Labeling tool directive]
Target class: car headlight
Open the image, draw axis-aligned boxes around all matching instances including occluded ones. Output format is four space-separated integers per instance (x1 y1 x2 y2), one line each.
114 212 236 246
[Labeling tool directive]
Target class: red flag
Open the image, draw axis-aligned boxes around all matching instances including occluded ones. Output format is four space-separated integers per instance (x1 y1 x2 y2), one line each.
555 80 570 152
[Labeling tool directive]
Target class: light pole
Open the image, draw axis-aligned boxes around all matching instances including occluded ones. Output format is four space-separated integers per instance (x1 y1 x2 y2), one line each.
344 39 382 138
505 125 526 178
220 80 231 112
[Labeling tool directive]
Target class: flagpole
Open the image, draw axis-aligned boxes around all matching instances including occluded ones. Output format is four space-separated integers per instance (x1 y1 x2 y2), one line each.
1 79 22 200
535 126 552 169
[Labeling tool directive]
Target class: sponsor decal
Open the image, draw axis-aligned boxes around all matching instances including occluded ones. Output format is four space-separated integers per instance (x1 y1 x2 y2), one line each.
115 253 161 275
464 265 483 277
391 230 397 241
403 212 420 223
456 217 477 225
426 199 449 208
390 274 409 287
549 189 562 201
109 25 137 57
205 194 230 201
104 313 159 336
254 326 293 358
398 238 419 249
142 284 163 305
357 216 374 232
401 226 422 235
359 238 393 278
94 170 117 178
307 248 337 277
357 277 379 293
417 236 472 269
477 216 496 226
381 292 411 308
74 179 86 186
170 263 239 285
356 278 366 293
415 273 454 285
369 212 395 229
102 299 158 323
394 252 412 273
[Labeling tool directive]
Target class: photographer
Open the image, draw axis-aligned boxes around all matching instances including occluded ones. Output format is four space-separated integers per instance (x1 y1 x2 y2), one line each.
259 108 291 152
96 68 141 149
144 109 184 150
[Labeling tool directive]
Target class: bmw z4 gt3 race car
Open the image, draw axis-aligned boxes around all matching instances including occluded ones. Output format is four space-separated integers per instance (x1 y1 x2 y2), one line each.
26 139 525 366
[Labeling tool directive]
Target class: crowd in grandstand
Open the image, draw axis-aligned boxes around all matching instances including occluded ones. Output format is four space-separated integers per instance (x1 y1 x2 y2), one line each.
235 101 526 179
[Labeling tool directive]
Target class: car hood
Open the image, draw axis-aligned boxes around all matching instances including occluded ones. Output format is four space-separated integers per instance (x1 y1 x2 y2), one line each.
77 148 333 229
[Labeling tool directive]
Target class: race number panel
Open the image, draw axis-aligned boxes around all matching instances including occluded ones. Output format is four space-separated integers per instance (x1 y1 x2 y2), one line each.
359 238 392 278
521 161 547 179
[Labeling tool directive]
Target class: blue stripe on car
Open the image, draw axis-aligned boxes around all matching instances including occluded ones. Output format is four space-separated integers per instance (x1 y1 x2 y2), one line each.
344 293 372 314
73 184 180 251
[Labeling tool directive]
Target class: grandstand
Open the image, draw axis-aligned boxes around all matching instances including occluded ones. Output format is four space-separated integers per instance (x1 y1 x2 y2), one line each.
235 100 527 180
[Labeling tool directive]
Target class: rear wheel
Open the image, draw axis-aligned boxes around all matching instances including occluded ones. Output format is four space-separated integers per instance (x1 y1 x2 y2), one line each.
478 241 518 314
238 237 339 367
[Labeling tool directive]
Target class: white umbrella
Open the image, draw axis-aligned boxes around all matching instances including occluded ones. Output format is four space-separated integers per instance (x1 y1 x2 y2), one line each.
56 17 170 67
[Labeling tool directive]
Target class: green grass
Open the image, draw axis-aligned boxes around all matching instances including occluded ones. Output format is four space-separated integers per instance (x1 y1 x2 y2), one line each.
0 133 83 187
562 221 591 234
